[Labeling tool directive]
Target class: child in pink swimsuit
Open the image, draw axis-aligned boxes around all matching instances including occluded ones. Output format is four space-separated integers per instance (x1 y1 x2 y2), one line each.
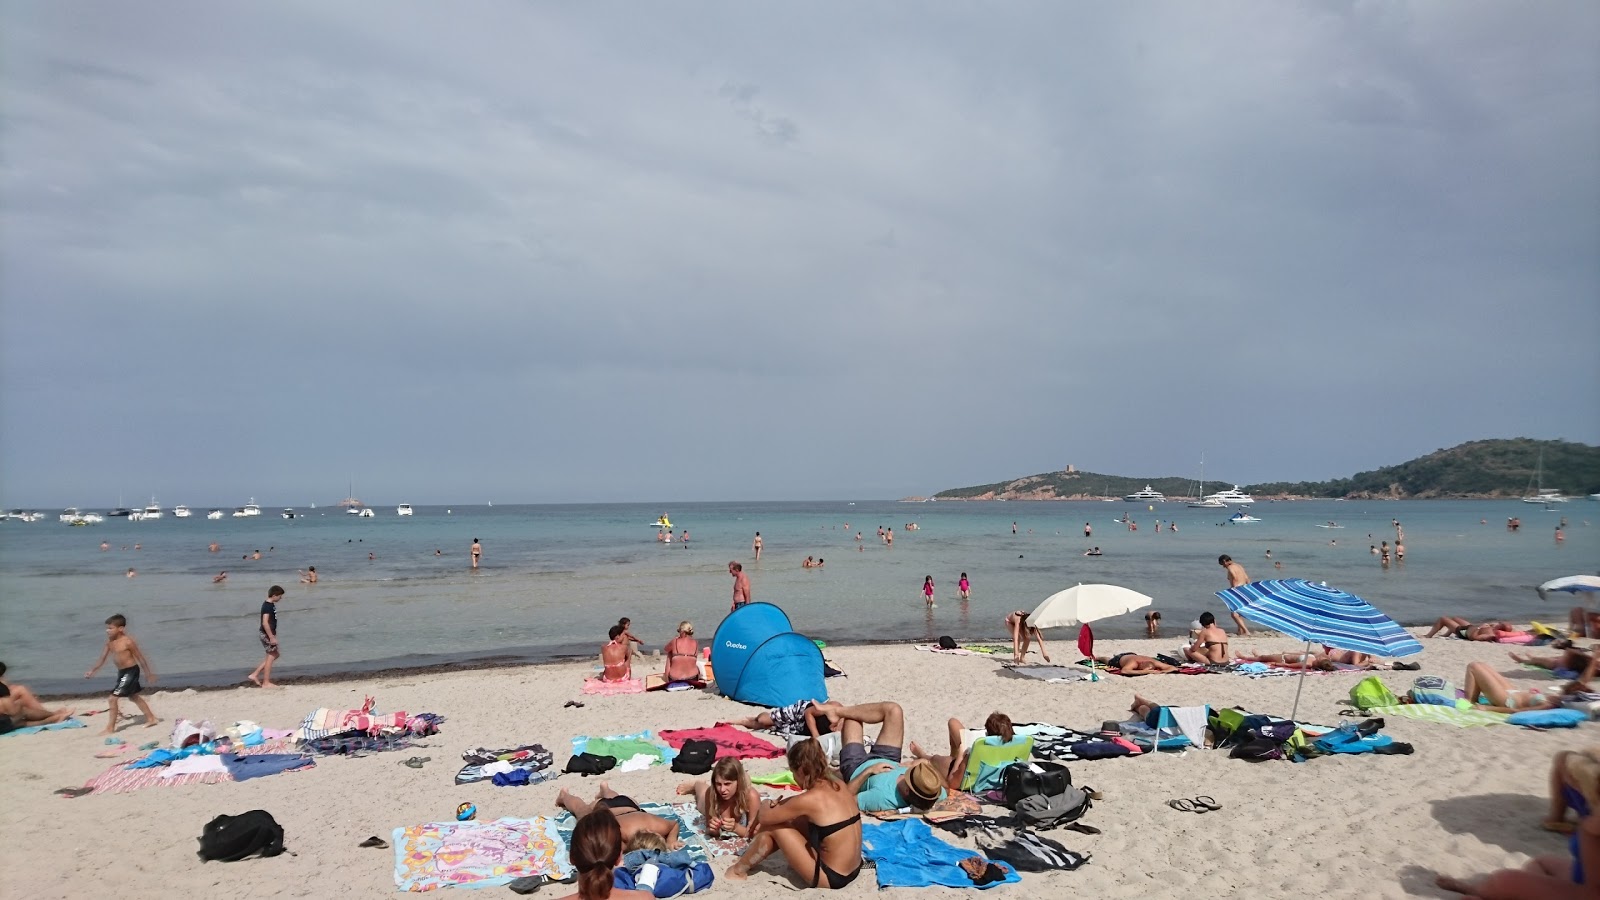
923 575 935 608
958 573 970 599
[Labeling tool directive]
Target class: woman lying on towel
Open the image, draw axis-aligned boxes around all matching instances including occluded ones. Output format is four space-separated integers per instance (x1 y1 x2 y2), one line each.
909 711 1016 790
557 784 681 851
1238 647 1374 670
1424 616 1516 641
1095 653 1178 675
1512 644 1598 681
727 738 863 889
555 809 655 900
1463 661 1584 714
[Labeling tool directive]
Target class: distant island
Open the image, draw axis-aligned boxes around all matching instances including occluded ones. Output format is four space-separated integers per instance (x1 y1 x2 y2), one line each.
929 438 1600 501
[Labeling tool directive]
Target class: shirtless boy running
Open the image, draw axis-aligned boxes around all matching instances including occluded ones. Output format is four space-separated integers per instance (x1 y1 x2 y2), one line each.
84 614 158 734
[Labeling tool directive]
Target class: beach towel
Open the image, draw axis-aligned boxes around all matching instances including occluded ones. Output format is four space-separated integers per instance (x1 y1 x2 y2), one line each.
222 753 315 781
750 771 802 791
392 816 568 892
553 803 712 866
84 738 298 795
161 755 229 778
0 717 86 738
926 791 984 824
659 725 784 760
1368 705 1507 728
977 828 1091 873
862 818 1021 890
457 744 556 786
571 731 675 767
1007 666 1090 684
669 801 749 857
1164 706 1210 748
582 677 646 695
914 644 975 655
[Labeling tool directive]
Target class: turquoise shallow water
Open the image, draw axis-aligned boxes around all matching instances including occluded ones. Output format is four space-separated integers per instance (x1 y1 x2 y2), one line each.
1 499 1594 692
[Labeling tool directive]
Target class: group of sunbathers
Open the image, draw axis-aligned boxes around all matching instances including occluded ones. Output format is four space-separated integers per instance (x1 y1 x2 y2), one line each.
595 619 705 685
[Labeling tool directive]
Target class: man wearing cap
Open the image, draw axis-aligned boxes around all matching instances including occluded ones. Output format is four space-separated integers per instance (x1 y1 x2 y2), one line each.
817 700 945 812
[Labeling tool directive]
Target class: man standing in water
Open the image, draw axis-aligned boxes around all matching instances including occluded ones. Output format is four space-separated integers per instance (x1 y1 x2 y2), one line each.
1217 555 1252 636
471 538 482 569
729 561 751 611
1084 522 1092 539
752 532 762 561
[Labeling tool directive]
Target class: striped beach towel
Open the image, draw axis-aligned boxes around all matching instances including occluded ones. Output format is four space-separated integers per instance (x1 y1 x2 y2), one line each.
85 738 301 794
1368 705 1508 728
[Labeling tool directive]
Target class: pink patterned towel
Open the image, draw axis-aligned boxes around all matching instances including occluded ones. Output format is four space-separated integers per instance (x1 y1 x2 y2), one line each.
581 678 645 696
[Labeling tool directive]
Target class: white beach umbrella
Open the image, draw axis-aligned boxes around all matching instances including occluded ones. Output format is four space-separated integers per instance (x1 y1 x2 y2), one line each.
1030 583 1153 629
1537 575 1600 600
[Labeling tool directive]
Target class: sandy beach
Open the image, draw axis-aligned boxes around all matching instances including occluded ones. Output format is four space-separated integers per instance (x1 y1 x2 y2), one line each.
1 632 1592 899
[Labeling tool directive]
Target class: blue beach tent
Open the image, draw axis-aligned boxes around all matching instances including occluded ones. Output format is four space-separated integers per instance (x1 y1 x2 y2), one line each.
711 603 827 708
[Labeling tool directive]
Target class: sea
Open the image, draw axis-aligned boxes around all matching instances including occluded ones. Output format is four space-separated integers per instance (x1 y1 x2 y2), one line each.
1 499 1594 693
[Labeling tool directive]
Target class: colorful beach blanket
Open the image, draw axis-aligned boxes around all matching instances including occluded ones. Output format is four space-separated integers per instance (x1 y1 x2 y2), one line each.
552 802 713 864
669 801 749 858
85 738 301 795
393 815 568 892
570 730 676 767
862 818 1021 890
581 677 646 695
659 725 784 760
0 717 87 738
1368 705 1508 728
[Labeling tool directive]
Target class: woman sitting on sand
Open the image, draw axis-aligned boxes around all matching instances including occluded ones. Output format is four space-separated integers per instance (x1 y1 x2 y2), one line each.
1097 652 1178 675
598 625 631 683
1463 661 1581 713
677 757 761 839
663 621 700 683
553 809 655 900
1004 611 1050 664
727 738 863 889
1184 612 1232 664
909 712 1019 790
1424 616 1516 641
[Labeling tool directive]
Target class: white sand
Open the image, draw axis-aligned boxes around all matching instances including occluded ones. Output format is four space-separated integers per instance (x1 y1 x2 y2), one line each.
1 633 1591 899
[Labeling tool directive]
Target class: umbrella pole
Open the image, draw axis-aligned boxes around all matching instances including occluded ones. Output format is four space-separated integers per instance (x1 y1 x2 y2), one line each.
1288 640 1312 722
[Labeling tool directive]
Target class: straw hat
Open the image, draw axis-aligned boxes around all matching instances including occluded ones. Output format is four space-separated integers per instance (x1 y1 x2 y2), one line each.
905 760 943 807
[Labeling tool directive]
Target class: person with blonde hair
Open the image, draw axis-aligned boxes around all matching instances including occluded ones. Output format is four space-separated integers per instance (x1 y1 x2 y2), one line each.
676 757 760 838
663 621 700 683
727 738 862 888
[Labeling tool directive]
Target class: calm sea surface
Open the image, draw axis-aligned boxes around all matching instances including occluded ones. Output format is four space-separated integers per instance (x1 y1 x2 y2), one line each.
1 500 1594 692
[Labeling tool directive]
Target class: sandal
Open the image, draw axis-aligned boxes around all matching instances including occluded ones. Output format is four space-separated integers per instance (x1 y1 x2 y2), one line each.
1192 796 1222 812
1167 798 1197 813
359 835 390 849
401 756 431 769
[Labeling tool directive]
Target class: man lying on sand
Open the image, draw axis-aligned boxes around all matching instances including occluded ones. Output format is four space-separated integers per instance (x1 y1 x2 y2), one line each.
1424 616 1516 641
1096 652 1178 675
809 700 944 813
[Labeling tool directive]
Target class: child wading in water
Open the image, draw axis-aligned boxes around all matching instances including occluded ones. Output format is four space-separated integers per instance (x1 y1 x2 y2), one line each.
84 614 159 735
923 575 936 608
677 757 762 839
958 573 970 600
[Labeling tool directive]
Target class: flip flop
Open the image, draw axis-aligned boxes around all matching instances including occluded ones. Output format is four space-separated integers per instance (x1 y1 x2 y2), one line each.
359 836 390 849
401 756 431 769
54 787 94 798
1192 796 1222 812
1167 798 1197 813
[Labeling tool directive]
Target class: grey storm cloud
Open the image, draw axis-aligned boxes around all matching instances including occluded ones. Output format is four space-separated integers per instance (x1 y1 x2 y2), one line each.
2 1 1596 505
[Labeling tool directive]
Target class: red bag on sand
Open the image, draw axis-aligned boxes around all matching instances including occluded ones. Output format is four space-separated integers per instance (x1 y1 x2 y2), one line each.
1077 625 1094 659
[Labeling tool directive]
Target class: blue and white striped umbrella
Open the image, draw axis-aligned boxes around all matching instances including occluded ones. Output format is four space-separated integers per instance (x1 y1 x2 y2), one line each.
1216 579 1422 658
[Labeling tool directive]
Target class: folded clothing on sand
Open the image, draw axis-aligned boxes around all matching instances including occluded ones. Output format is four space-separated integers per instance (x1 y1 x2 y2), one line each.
458 744 556 785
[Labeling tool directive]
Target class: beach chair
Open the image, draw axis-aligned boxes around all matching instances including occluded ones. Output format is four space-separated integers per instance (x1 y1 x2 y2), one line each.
959 735 1034 791
1123 705 1211 751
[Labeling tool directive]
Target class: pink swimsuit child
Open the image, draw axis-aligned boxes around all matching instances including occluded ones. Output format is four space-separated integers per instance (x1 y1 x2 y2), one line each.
959 577 970 594
924 580 935 598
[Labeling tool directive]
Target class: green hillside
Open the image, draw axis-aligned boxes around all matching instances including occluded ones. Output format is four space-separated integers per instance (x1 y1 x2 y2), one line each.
934 439 1600 500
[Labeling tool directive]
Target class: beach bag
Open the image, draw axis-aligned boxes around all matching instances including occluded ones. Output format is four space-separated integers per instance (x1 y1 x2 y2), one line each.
172 719 217 749
670 740 717 775
563 752 618 777
937 635 959 650
1001 760 1071 806
1409 676 1457 707
1015 785 1092 830
197 810 285 862
1349 676 1398 711
1229 738 1283 762
1066 740 1132 760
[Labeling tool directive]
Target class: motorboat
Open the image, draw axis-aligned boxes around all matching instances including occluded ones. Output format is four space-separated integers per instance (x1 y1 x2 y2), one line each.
59 507 83 523
1203 486 1256 505
206 509 224 520
231 507 249 518
128 510 145 521
397 503 414 516
1227 512 1262 524
346 506 363 515
1122 485 1166 502
80 512 104 524
142 499 164 519
172 505 192 518
358 507 375 518
242 498 262 516
282 509 297 519
108 507 134 518
10 510 44 522
1187 498 1227 508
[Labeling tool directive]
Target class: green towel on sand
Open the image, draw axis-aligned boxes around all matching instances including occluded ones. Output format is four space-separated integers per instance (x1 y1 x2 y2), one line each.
751 771 797 788
1369 705 1507 728
584 737 664 762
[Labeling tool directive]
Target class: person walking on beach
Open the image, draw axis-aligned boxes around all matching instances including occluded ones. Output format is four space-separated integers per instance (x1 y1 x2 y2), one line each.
922 575 935 608
249 585 284 688
729 562 751 612
1217 555 1253 635
752 532 762 561
470 538 482 569
84 614 158 734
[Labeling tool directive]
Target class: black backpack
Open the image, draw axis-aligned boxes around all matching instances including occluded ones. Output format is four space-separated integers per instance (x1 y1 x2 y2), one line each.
937 635 959 650
197 810 286 862
563 752 618 777
670 740 716 775
1001 760 1071 807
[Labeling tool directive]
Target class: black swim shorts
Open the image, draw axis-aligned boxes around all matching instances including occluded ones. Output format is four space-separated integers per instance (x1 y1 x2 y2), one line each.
111 666 142 698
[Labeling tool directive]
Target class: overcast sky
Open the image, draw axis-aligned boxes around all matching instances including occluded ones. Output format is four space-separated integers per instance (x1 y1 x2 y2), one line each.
3 1 1596 506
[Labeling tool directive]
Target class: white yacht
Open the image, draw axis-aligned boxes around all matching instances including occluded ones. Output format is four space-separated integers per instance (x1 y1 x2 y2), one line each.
242 498 262 516
397 503 414 516
282 508 298 519
1203 485 1256 505
172 504 192 518
80 512 105 524
1122 485 1167 502
142 499 164 519
206 509 224 520
231 507 249 518
59 507 83 523
358 507 375 518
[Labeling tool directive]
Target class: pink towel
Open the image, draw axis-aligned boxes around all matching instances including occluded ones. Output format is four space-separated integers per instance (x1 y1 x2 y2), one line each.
660 725 785 759
1496 632 1535 645
581 677 645 696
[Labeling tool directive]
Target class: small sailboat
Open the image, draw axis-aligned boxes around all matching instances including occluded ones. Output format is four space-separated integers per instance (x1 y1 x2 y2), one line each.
1522 448 1569 504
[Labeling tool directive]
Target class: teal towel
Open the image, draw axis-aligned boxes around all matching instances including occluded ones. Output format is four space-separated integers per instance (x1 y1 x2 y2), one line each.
0 717 87 738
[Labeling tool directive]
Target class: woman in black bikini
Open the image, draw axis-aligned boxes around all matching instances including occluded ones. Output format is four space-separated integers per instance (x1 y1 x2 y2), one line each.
556 784 681 851
552 809 655 900
727 738 863 889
